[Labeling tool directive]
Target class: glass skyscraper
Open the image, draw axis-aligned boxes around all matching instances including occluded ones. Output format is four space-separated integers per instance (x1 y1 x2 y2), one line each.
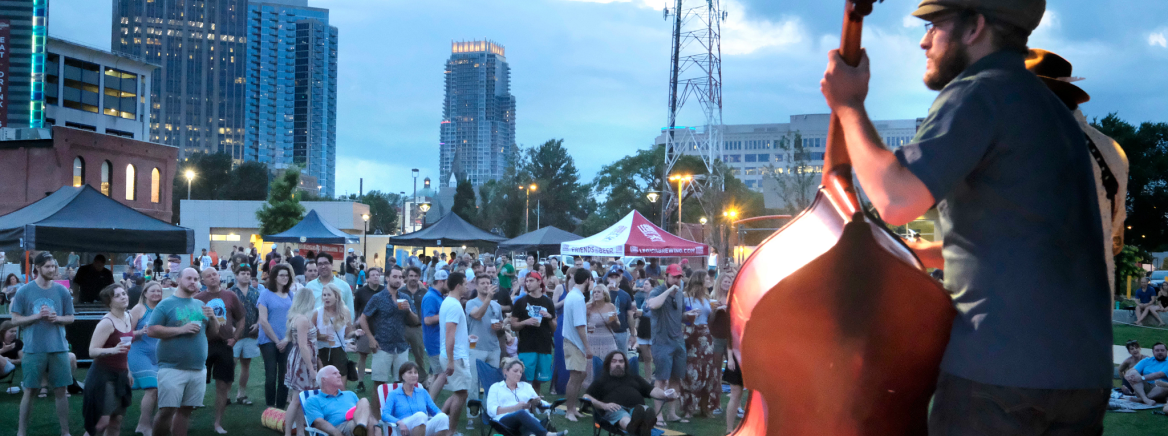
111 0 248 159
440 40 515 187
245 0 337 197
0 0 47 128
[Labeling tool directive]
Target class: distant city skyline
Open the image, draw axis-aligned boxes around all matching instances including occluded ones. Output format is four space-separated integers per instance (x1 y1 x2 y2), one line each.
50 0 1168 197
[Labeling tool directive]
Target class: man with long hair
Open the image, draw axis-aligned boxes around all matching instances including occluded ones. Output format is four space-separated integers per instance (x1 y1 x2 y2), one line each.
584 350 679 436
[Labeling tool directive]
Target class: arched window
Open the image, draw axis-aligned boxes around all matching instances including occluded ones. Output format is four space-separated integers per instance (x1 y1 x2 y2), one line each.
150 168 160 203
73 157 85 187
125 164 137 200
100 161 112 196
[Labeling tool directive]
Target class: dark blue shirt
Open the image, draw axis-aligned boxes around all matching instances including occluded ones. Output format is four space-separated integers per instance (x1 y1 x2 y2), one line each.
894 51 1110 390
1137 285 1158 305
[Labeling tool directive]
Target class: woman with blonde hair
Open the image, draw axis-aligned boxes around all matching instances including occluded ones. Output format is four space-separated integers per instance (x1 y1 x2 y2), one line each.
583 284 619 390
283 285 319 436
314 282 352 374
679 269 718 418
128 281 164 435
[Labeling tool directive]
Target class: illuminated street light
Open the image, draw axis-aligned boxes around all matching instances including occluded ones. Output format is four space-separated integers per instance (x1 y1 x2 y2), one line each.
184 170 196 200
646 191 660 203
699 217 707 225
520 184 538 232
668 174 693 230
361 213 370 259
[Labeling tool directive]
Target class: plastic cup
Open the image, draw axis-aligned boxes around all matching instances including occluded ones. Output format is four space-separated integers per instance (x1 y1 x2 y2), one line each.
665 388 676 397
397 299 409 310
119 336 133 346
469 335 479 349
606 312 617 322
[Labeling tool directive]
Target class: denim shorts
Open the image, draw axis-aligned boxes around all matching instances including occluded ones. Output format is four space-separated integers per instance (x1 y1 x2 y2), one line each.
651 341 685 381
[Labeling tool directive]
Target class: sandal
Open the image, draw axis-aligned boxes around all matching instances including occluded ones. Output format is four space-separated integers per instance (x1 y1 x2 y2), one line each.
235 396 254 406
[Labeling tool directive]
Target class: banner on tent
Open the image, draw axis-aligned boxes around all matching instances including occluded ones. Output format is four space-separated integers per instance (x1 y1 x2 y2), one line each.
562 244 623 256
630 245 706 256
301 243 345 256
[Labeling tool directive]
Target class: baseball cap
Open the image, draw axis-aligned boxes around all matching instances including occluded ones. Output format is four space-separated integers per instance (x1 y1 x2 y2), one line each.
33 252 55 267
348 248 355 253
912 0 1045 34
434 270 449 281
527 271 544 283
666 264 684 277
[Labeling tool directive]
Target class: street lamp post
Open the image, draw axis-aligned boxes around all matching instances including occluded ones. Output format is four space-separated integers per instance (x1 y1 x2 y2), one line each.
419 201 431 227
723 209 738 265
399 191 407 235
412 168 419 204
668 174 692 232
521 184 537 233
699 216 707 242
184 170 195 200
361 213 370 261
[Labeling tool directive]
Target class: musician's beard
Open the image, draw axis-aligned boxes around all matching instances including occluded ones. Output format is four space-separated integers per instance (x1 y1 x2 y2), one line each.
924 40 970 91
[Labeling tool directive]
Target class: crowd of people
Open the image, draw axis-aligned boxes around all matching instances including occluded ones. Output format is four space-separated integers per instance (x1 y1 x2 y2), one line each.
3 246 748 436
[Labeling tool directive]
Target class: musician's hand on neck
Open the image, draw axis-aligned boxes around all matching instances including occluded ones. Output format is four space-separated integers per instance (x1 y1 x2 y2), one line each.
821 48 871 112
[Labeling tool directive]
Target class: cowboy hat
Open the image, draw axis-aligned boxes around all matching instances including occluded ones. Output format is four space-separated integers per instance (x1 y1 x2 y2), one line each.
1026 48 1090 105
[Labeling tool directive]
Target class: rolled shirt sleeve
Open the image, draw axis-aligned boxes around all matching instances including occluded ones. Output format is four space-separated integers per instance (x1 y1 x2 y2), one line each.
894 80 997 203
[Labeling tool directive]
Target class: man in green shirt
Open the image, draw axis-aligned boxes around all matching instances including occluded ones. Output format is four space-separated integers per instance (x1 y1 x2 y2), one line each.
497 256 516 292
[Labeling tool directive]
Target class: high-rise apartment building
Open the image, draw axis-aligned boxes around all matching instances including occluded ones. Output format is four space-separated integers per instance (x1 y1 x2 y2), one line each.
245 0 337 197
0 0 48 128
111 0 248 159
440 40 515 187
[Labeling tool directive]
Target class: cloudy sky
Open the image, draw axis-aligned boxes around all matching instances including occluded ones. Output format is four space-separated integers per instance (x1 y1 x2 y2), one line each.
52 0 1168 196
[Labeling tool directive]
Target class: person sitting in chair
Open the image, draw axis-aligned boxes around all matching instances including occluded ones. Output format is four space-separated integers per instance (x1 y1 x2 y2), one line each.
485 360 568 436
1123 342 1168 406
303 365 380 436
381 362 450 436
583 350 679 436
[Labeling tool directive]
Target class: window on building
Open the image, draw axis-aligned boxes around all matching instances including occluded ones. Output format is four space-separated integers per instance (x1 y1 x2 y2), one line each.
125 164 137 200
62 57 101 113
104 67 138 119
101 161 112 196
745 154 757 163
73 157 85 187
46 53 60 106
151 168 160 203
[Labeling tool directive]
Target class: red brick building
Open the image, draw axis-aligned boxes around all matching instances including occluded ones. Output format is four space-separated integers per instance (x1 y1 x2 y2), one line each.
0 126 178 222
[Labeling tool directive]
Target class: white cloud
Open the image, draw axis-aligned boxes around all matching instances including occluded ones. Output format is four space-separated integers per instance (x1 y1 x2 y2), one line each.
1151 30 1168 48
902 15 918 29
720 0 806 55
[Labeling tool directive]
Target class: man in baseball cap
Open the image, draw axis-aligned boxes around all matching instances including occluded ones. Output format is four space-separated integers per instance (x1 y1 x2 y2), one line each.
822 0 1111 433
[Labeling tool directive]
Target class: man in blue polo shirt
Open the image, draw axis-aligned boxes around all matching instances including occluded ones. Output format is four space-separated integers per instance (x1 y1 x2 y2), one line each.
422 270 449 393
303 365 377 436
1123 342 1168 406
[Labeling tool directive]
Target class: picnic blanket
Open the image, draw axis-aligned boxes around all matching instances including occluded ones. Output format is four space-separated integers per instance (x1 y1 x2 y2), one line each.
1108 390 1164 411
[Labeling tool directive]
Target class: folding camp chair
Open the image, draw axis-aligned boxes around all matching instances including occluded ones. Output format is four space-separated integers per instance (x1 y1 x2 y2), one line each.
299 389 390 436
584 354 643 436
466 359 565 436
376 382 426 436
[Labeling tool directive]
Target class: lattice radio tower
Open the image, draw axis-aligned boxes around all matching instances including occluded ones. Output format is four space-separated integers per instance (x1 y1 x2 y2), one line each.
661 0 725 231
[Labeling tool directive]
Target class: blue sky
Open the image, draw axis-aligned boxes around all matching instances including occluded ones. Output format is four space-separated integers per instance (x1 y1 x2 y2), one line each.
52 0 1168 196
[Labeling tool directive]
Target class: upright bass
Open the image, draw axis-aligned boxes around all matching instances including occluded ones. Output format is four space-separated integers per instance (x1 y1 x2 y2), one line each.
727 1 956 435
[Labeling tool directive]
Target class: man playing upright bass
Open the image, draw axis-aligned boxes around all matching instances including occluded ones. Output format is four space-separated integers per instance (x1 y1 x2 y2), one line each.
820 0 1112 433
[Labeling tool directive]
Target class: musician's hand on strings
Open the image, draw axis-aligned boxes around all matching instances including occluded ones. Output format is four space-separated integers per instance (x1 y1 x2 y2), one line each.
821 48 870 112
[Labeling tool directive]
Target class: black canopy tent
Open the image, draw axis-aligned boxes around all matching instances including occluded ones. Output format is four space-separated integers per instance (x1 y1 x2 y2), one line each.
263 209 360 244
0 185 195 364
389 212 505 248
0 184 194 253
497 226 582 255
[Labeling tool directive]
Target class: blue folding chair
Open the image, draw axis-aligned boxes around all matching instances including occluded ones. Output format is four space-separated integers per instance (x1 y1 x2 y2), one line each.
467 359 565 436
591 354 639 380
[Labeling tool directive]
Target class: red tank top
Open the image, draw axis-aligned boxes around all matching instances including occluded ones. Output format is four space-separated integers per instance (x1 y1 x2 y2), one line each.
96 315 133 371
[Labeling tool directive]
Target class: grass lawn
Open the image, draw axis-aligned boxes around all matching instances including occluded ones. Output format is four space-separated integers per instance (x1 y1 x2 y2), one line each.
3 326 1167 436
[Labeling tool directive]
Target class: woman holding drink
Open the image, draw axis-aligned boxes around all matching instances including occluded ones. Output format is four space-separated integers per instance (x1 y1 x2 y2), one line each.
583 284 619 389
82 283 135 436
128 281 164 435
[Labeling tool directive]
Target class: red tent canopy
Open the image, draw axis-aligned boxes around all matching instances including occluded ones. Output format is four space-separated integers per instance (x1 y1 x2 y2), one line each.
561 210 709 257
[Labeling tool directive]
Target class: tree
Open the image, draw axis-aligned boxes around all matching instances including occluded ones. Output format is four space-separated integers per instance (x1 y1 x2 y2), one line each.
256 168 306 236
339 191 402 235
171 152 234 222
477 162 526 237
1093 114 1168 251
452 179 477 221
591 145 664 232
219 161 270 201
765 133 819 214
522 139 590 232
